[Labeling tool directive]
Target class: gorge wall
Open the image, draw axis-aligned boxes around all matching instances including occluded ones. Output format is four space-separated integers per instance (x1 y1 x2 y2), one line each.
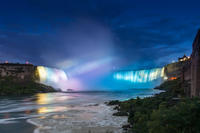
191 30 200 97
164 29 200 97
164 60 190 80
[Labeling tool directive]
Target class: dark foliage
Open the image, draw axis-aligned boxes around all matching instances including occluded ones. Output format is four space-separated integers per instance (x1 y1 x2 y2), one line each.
0 76 56 96
108 79 200 133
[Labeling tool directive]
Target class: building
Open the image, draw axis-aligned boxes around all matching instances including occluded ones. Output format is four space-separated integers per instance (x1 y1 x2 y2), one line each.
178 54 190 62
0 63 35 80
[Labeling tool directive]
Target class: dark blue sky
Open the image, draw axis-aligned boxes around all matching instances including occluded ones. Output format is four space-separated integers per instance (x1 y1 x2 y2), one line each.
0 0 200 70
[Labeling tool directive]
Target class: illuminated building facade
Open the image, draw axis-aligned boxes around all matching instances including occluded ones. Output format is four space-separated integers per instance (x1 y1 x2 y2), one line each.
178 54 190 62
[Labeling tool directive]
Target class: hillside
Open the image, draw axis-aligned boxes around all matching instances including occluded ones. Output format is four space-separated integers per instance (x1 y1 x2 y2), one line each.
0 76 56 96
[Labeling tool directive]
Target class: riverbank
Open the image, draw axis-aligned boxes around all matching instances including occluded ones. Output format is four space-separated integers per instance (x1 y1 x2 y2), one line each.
28 103 128 133
0 119 36 133
0 90 167 133
0 76 57 96
108 79 200 133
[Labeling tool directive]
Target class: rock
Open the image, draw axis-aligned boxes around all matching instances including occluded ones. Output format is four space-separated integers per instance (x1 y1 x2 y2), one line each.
122 124 130 130
107 100 120 105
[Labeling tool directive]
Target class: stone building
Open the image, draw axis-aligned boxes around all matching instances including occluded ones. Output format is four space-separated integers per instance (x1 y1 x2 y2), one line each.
191 29 200 97
0 63 35 80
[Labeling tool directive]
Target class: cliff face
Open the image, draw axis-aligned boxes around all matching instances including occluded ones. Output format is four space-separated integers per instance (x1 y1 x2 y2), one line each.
164 59 191 97
0 63 36 81
163 29 200 97
0 64 57 96
191 30 200 97
164 60 190 80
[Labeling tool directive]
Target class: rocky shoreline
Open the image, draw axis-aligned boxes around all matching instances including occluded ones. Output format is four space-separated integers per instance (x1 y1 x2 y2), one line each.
107 79 200 133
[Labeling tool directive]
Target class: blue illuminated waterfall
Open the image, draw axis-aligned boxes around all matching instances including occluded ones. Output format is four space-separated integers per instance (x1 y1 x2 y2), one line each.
113 67 165 83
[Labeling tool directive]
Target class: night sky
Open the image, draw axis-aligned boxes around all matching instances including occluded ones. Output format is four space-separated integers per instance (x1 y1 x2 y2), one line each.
0 0 200 71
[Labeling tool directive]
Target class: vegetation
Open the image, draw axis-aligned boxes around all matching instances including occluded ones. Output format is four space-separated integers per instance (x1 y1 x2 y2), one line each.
108 79 200 133
0 76 56 96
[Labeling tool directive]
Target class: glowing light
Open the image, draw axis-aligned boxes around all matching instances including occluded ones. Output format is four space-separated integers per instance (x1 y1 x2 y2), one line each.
68 57 113 76
164 76 168 80
37 106 68 114
36 93 52 105
38 107 49 114
169 77 177 80
114 67 165 83
36 93 69 114
37 66 47 82
36 66 68 90
179 55 190 62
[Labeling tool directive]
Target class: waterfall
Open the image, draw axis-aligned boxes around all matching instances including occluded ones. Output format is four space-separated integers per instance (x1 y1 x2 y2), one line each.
113 67 165 83
36 66 68 90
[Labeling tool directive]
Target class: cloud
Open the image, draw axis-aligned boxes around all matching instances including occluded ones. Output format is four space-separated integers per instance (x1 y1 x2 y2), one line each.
0 0 199 69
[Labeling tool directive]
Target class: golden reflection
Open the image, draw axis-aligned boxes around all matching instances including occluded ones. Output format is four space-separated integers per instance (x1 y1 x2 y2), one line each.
36 93 52 105
38 107 50 114
36 93 70 114
52 114 68 119
39 116 46 119
37 106 68 114
36 93 73 105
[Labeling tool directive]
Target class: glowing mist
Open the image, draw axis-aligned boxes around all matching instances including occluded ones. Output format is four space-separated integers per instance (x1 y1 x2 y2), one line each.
36 66 68 91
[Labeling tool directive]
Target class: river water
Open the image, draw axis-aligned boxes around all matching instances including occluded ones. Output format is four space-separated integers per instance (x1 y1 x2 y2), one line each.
0 89 162 133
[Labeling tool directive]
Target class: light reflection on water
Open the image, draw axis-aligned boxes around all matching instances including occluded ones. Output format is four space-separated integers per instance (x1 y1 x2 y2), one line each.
36 93 75 105
35 93 76 114
0 93 77 124
0 90 163 124
37 106 68 114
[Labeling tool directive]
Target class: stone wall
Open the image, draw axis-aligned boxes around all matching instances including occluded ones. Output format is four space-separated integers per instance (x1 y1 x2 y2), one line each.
0 63 36 80
191 30 200 97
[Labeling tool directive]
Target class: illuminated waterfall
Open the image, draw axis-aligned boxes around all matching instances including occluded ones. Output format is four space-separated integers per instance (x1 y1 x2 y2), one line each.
36 66 68 90
114 67 165 83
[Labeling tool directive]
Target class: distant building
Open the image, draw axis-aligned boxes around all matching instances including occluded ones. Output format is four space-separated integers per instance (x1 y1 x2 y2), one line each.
178 54 190 62
0 63 35 80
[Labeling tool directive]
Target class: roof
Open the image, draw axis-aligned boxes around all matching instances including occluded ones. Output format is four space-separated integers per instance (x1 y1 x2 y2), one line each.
0 63 34 66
